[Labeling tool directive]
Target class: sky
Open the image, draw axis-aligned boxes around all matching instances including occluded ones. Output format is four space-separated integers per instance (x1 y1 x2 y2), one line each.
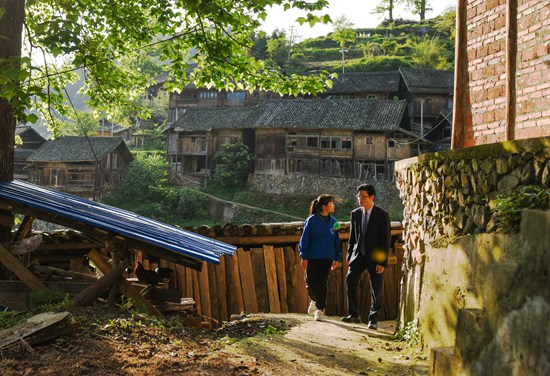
260 0 456 40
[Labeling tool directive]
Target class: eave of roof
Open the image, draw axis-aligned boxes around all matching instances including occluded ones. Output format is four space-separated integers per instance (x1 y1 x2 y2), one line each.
0 180 236 268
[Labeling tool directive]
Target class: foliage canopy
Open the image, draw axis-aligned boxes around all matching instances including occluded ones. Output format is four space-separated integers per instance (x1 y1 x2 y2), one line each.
1 0 335 134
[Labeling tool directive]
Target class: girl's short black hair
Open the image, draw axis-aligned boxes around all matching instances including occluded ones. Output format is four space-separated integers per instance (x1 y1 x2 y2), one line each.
310 194 334 215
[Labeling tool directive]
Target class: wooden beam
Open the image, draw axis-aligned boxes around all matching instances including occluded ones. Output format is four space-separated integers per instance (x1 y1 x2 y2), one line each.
451 0 468 149
71 257 129 307
0 244 47 291
506 0 518 140
87 249 163 317
31 264 98 282
13 216 34 241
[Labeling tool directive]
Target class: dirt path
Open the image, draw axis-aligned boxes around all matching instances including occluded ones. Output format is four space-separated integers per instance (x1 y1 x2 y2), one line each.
221 313 430 375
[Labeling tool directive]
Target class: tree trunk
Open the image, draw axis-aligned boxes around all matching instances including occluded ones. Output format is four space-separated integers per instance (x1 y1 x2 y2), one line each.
420 1 426 21
0 0 25 241
389 0 394 22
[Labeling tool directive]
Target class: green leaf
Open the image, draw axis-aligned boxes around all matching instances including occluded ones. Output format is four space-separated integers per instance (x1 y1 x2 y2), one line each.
26 113 39 124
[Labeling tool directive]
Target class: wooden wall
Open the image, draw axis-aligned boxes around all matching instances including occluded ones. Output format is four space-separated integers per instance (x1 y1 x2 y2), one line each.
136 233 404 327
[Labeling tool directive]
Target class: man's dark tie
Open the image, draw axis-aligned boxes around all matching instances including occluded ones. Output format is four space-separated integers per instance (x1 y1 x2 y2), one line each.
360 211 369 255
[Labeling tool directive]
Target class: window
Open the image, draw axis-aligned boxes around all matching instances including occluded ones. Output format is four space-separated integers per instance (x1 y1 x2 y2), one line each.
367 94 377 99
287 135 318 148
225 91 246 100
366 137 374 145
199 91 218 99
388 140 395 148
320 136 352 150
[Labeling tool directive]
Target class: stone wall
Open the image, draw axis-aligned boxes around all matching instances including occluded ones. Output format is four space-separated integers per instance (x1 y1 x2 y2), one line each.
249 174 402 214
394 136 550 373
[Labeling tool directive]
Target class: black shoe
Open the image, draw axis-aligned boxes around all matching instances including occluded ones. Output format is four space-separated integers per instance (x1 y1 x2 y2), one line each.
341 315 361 323
367 321 378 330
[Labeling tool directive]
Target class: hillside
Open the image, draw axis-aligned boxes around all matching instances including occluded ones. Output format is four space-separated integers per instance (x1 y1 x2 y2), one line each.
259 12 456 74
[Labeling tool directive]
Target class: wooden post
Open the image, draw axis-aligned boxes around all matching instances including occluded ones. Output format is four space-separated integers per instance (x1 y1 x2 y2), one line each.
451 0 468 149
263 245 281 313
505 0 517 141
237 248 258 313
226 251 244 315
250 247 269 312
274 247 288 313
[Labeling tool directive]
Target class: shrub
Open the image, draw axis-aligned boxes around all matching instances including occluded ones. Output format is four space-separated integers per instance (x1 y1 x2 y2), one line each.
214 143 255 188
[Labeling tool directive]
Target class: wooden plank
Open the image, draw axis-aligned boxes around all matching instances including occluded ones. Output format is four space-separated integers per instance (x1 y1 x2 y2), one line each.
207 263 219 327
226 250 244 315
263 245 281 313
237 248 258 313
250 247 269 312
184 266 193 299
283 246 299 312
0 311 73 350
198 261 211 318
0 244 47 291
342 241 349 317
215 256 228 323
273 247 288 313
175 264 187 296
192 269 201 315
293 244 308 313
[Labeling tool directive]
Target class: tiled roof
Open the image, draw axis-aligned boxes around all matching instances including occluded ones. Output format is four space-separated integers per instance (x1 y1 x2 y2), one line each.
170 99 407 132
15 125 45 140
399 67 454 95
27 137 133 162
173 107 252 132
329 71 400 93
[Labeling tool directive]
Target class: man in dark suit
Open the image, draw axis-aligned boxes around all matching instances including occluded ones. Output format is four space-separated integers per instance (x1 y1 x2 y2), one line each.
341 184 391 329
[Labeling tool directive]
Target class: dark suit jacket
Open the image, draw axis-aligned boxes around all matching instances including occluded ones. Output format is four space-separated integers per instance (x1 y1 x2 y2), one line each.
346 204 391 267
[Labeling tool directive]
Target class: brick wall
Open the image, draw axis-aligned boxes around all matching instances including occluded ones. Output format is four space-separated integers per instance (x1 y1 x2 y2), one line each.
463 0 549 146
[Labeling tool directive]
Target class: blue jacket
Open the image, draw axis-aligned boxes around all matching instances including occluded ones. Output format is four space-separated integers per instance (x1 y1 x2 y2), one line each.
299 214 342 261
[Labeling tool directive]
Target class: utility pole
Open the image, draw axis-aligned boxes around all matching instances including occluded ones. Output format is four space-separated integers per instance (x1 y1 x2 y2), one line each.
287 25 295 64
339 49 348 74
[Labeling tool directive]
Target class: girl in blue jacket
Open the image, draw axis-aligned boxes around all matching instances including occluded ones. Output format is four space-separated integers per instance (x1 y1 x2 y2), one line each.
299 194 342 321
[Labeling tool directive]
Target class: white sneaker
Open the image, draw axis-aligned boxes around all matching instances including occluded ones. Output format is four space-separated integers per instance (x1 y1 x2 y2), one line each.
314 309 324 321
308 300 316 315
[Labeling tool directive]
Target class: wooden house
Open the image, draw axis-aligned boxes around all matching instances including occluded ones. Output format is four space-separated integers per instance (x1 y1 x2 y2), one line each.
95 120 132 143
398 67 454 146
165 99 418 182
14 125 47 181
26 137 133 201
168 82 280 124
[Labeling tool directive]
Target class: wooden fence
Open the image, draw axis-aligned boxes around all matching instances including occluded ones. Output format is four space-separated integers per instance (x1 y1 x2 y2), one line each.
135 225 404 326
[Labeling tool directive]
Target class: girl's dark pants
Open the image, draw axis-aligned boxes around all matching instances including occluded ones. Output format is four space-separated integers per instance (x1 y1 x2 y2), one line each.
305 259 333 310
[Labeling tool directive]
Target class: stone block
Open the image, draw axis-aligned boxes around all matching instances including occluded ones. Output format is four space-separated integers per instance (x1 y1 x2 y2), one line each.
430 347 462 376
455 309 489 362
